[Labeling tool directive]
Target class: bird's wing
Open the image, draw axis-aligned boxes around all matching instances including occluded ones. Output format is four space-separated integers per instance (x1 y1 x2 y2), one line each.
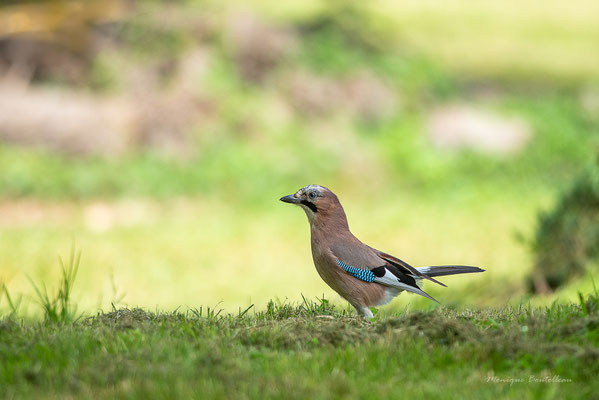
374 249 447 287
330 242 439 302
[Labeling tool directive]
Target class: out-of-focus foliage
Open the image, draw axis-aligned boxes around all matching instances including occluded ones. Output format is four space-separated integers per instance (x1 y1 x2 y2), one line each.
0 0 598 313
530 155 599 293
0 0 597 202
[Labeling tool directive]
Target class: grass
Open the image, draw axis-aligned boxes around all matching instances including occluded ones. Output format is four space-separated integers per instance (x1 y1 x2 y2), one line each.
26 247 81 324
0 245 595 398
1 291 597 399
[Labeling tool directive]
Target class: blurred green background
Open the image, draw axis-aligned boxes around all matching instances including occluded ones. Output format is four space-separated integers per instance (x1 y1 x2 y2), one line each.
0 0 598 315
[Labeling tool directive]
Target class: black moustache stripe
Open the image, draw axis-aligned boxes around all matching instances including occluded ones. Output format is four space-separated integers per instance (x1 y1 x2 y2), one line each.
300 200 318 213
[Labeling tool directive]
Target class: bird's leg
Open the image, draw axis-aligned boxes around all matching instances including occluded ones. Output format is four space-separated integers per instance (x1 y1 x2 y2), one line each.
355 305 374 319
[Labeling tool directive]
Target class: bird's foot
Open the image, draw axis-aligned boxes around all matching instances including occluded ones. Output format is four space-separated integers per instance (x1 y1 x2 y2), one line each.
357 306 374 319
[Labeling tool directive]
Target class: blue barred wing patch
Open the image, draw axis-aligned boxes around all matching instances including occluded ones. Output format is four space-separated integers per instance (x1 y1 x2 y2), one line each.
336 259 375 283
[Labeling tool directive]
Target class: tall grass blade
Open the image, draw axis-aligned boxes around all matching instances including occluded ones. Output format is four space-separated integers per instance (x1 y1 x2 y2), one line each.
27 247 82 323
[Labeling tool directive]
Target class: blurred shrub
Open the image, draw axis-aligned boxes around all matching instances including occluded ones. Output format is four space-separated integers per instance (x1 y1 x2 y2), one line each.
529 154 599 293
0 0 129 84
0 0 597 202
225 10 294 83
295 1 392 74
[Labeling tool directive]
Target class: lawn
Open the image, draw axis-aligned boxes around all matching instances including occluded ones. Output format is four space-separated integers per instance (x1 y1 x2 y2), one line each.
1 294 597 399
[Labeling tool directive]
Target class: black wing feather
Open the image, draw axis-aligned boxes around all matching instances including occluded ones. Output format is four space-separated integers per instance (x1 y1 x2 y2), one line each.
378 252 448 287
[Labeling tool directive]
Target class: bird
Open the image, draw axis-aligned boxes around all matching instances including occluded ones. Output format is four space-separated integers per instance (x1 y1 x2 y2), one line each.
280 184 484 318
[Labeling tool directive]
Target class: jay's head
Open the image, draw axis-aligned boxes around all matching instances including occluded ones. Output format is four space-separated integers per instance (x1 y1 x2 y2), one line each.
280 185 343 223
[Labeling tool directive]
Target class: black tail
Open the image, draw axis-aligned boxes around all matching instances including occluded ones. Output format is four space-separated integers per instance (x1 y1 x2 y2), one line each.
416 265 485 278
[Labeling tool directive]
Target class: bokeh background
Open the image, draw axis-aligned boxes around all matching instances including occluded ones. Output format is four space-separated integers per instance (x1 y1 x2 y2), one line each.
1 0 598 315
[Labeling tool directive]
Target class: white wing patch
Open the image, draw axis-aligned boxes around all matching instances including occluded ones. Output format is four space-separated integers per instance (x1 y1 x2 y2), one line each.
373 267 439 303
373 268 404 286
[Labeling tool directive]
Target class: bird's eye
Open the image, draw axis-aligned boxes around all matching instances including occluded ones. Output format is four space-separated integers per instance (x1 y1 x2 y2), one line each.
309 192 317 200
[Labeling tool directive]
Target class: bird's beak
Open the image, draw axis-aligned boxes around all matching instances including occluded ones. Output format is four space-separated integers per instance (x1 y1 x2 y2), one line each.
280 194 300 204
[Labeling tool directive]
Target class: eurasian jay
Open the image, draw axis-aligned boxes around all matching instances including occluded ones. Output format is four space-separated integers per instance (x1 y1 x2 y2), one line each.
280 184 484 318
